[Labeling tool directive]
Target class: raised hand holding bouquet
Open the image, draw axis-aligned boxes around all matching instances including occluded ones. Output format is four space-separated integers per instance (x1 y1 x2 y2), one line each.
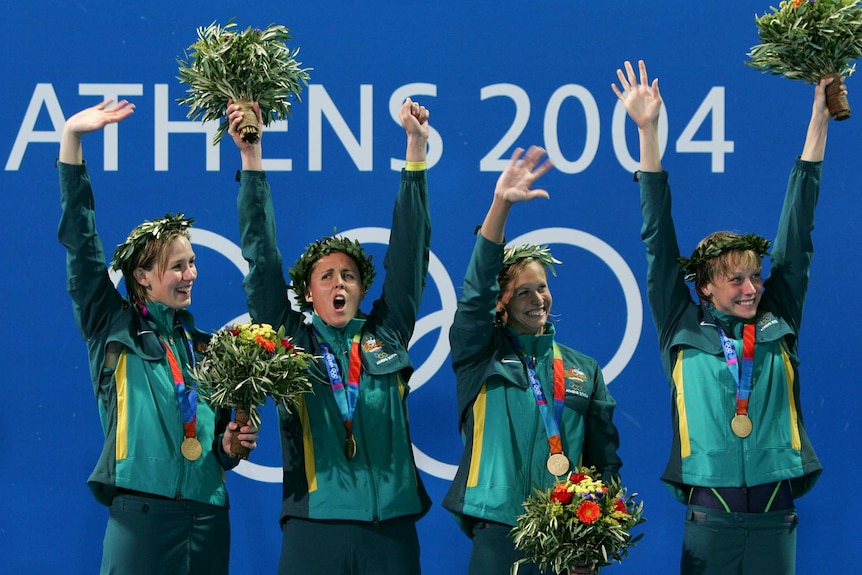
177 19 311 144
747 0 862 120
192 323 313 459
511 466 645 575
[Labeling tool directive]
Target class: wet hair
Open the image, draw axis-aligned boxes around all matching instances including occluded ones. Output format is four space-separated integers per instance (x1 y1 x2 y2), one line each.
110 214 194 304
495 245 559 327
690 231 765 301
288 233 376 312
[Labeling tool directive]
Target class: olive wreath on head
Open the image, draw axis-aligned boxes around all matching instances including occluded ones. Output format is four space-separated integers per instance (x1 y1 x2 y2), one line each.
501 243 561 277
677 232 771 282
288 231 376 312
110 213 195 272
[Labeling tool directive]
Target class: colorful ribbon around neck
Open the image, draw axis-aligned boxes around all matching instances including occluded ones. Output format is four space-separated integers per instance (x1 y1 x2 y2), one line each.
136 304 198 447
315 330 362 456
715 322 755 434
162 341 198 441
505 333 566 457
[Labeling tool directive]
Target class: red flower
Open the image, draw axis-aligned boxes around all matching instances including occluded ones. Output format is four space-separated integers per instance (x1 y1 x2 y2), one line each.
613 499 627 514
256 334 276 352
550 484 574 505
230 326 241 336
281 339 294 351
576 500 602 524
569 473 588 484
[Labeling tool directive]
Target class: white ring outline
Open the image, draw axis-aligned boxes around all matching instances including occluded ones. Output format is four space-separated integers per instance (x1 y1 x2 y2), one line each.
511 227 642 383
110 226 640 483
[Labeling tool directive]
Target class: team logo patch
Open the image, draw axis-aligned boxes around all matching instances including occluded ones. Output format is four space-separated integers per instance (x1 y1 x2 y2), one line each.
364 335 398 365
362 335 383 353
758 312 778 331
565 366 587 383
564 365 589 398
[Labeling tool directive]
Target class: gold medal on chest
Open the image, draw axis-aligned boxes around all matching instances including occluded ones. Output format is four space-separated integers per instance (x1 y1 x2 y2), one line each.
730 414 753 438
546 452 570 476
344 435 357 460
181 437 202 461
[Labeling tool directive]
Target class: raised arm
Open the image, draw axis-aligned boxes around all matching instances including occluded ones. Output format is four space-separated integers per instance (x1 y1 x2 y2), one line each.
479 146 553 243
58 100 136 340
59 99 136 164
612 60 663 173
764 76 842 331
229 100 264 171
801 76 843 161
401 97 429 163
232 102 299 331
373 98 431 341
613 61 691 354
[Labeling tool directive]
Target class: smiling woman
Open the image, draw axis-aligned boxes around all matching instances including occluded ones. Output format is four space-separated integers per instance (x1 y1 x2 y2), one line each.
56 99 259 575
442 146 623 575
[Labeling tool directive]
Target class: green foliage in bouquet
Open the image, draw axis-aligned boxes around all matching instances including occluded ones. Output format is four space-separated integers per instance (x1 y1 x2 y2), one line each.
192 323 313 429
747 0 862 83
177 19 311 144
511 466 645 574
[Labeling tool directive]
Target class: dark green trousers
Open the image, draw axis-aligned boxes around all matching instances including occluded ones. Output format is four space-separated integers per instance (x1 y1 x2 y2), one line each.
467 520 555 575
278 515 421 575
100 493 230 575
681 504 798 575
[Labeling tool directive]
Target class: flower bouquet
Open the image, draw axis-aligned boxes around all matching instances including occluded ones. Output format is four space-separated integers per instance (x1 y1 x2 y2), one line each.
746 0 862 120
192 323 313 459
510 466 645 575
177 19 311 144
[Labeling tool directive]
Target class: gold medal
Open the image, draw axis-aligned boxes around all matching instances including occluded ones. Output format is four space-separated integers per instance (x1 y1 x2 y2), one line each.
181 437 202 461
546 453 570 476
731 414 752 438
344 435 357 460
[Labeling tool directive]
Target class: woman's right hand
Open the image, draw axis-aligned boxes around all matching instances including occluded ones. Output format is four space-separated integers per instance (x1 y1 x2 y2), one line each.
59 99 135 164
64 99 135 136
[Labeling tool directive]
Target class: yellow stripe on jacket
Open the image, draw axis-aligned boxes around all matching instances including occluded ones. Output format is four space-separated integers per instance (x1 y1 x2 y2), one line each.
673 349 691 459
466 383 488 488
115 352 128 460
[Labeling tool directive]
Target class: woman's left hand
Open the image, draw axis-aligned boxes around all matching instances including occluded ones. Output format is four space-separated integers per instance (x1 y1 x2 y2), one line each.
222 421 259 453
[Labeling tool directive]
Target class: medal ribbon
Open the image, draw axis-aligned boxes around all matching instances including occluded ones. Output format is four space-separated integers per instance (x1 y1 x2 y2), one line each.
315 330 362 441
715 322 755 418
506 333 565 455
161 337 198 440
137 303 197 440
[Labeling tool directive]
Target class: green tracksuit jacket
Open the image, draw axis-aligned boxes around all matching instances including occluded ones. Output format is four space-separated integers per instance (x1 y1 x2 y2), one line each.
58 162 237 507
443 234 622 533
237 169 431 523
638 159 823 503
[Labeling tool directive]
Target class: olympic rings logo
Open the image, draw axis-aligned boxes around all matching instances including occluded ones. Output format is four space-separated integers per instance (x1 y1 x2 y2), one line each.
111 226 642 483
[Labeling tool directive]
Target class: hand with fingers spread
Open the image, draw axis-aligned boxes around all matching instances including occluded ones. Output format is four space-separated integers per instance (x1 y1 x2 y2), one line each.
494 146 553 205
611 60 662 130
479 145 554 243
611 60 663 172
59 99 136 164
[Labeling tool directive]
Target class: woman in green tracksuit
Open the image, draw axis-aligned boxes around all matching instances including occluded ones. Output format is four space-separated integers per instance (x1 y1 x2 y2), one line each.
613 59 838 574
443 146 623 575
232 98 432 575
57 99 258 575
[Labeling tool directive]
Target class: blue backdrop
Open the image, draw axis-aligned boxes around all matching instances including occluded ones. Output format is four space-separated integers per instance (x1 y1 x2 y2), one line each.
2 1 860 573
